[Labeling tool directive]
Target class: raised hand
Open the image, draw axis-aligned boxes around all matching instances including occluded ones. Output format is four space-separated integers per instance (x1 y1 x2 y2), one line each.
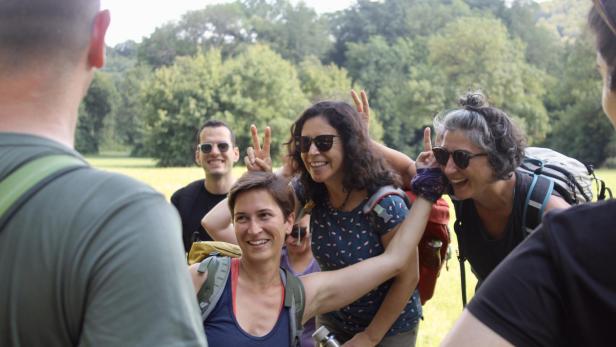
244 124 272 172
415 127 438 170
351 89 370 130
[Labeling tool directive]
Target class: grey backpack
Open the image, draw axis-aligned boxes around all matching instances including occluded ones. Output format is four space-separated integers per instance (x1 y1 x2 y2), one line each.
196 255 305 347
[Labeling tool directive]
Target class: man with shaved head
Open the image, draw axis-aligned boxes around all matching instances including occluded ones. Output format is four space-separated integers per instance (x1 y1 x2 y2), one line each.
0 1 207 346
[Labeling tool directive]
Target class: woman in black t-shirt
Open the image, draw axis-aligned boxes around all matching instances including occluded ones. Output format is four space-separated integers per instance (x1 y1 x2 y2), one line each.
432 92 569 284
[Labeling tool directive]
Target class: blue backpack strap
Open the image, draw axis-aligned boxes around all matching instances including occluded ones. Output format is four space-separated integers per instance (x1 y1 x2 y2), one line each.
522 174 554 236
197 256 232 321
280 268 305 347
362 185 410 224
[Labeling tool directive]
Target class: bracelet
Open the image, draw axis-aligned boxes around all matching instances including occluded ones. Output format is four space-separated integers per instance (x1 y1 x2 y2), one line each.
411 167 446 202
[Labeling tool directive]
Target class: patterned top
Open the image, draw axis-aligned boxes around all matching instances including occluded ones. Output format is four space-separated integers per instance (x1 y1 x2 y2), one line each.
310 194 422 336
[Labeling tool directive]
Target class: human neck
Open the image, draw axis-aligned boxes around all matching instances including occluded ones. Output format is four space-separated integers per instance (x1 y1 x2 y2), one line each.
239 257 281 288
473 175 516 213
326 184 365 211
204 173 235 195
0 70 86 148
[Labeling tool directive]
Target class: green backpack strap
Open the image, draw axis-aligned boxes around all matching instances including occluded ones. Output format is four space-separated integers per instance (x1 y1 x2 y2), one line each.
0 154 87 230
281 267 305 347
197 256 232 321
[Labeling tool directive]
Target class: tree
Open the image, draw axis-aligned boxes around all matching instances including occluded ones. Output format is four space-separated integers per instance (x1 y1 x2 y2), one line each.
428 16 551 142
141 50 225 166
76 72 118 154
218 44 308 161
542 30 615 165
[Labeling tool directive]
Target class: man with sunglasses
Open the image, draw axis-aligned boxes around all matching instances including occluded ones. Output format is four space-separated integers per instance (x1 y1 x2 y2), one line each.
171 120 240 252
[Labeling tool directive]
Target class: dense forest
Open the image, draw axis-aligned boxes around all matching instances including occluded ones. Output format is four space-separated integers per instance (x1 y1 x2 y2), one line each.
79 0 616 168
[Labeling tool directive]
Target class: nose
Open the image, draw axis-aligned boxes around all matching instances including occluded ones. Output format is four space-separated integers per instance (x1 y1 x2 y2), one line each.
442 155 458 176
246 218 261 235
308 141 320 155
209 144 222 155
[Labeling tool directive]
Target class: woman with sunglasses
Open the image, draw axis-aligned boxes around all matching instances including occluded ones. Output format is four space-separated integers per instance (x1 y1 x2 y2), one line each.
442 1 616 345
432 92 569 288
282 100 427 347
282 214 321 347
193 144 441 346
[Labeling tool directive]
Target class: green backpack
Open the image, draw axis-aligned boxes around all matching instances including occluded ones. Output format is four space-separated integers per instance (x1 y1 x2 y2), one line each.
0 154 87 229
196 255 306 347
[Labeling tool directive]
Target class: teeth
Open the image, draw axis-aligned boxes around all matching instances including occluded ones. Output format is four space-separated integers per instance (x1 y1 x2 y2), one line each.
310 162 326 168
450 179 466 184
248 240 268 245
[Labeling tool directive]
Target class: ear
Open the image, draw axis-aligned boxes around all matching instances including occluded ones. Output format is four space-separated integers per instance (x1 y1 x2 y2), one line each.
232 146 240 163
195 147 202 166
284 212 295 236
87 10 111 69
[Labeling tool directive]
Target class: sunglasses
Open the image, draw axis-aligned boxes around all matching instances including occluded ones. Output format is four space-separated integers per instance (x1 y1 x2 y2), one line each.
198 142 230 154
594 0 616 36
288 226 308 239
432 147 487 169
297 135 338 153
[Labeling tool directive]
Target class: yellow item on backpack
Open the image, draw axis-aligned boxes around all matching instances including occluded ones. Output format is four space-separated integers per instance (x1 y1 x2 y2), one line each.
187 241 242 265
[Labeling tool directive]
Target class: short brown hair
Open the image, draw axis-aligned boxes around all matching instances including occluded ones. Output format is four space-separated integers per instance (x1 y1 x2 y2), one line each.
228 172 295 219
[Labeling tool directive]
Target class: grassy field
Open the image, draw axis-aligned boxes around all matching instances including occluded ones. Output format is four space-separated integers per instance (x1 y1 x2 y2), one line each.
87 154 616 346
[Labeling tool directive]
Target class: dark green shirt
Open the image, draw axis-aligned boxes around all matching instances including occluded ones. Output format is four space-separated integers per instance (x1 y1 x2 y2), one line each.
0 133 207 347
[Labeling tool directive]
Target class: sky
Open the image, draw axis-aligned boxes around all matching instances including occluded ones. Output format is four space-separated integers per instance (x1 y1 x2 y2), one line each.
101 0 357 46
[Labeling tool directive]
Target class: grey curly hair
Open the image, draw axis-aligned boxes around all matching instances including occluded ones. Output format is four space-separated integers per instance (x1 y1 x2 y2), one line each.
433 91 526 180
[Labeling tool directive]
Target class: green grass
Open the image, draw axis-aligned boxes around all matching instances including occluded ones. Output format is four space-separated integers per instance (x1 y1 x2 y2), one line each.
85 154 616 346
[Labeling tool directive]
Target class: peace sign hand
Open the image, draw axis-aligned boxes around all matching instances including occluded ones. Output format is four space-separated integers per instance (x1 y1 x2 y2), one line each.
244 124 272 172
351 89 370 130
415 127 438 170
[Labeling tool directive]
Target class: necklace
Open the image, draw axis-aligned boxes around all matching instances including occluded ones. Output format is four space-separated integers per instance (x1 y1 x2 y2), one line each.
333 189 352 211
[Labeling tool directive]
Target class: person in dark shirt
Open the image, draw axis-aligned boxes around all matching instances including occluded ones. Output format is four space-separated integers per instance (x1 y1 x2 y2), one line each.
432 92 569 287
171 120 240 252
442 1 616 345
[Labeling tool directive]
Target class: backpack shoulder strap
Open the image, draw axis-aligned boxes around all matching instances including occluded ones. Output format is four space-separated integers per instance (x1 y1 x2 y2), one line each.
197 256 232 321
451 199 468 308
522 174 554 236
0 154 87 230
362 185 410 224
280 267 305 347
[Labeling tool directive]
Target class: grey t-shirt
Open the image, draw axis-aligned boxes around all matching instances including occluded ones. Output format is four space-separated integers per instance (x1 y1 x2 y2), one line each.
0 133 207 347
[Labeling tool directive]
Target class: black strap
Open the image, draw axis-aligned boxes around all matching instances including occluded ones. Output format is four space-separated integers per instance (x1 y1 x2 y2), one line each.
452 200 467 308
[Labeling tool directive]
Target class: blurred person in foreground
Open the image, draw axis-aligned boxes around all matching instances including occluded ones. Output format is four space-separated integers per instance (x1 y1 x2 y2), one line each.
0 1 206 345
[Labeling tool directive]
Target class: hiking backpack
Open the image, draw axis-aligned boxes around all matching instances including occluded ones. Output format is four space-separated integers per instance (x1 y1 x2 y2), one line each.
192 251 306 347
454 147 613 306
363 186 451 305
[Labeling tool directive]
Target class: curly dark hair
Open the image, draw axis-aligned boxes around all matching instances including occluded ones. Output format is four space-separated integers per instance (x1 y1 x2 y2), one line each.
433 91 526 180
589 1 616 90
286 101 400 203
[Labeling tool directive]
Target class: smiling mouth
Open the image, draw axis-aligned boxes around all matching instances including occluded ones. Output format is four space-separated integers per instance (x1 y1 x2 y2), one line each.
247 239 269 246
310 161 327 168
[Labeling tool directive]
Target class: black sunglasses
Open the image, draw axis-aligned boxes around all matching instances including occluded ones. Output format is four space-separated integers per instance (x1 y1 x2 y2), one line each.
432 147 487 169
287 226 308 240
198 142 230 154
297 135 338 153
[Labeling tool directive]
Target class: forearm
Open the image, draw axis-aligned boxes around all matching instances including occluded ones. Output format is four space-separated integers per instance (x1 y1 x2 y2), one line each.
364 260 418 343
201 198 238 244
372 140 416 189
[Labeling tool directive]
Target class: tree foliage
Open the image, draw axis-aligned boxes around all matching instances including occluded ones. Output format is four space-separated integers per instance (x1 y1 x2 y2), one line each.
92 0 608 167
76 72 118 154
